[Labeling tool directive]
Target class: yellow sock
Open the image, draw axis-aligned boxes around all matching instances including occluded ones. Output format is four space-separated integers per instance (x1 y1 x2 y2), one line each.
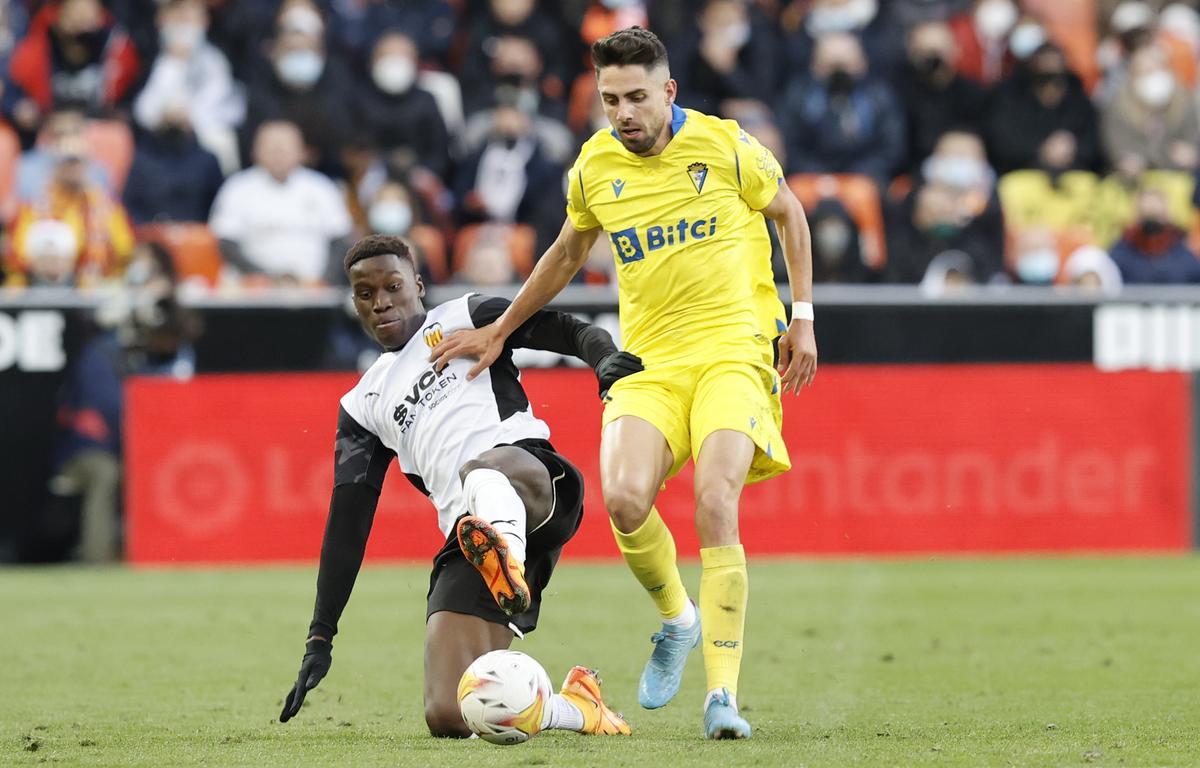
699 544 748 696
610 507 689 620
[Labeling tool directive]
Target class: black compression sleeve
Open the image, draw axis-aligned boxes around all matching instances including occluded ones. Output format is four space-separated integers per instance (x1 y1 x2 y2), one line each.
468 294 617 368
308 482 379 640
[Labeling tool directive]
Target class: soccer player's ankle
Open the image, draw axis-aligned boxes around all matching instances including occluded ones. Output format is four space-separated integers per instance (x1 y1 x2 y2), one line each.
500 532 527 565
541 693 585 731
704 687 737 711
662 598 696 628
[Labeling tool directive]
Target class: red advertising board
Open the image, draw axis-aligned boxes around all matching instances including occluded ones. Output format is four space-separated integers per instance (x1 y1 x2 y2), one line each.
125 365 1192 564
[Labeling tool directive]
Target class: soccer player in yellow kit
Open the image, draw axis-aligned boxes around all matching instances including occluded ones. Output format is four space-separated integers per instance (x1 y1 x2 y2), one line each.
431 26 816 740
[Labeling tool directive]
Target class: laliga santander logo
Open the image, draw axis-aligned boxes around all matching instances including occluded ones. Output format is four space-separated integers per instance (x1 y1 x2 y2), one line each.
152 442 248 537
423 322 444 349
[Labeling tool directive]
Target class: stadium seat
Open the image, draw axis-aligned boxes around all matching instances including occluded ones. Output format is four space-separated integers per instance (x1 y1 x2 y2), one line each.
1024 0 1100 92
0 120 20 222
83 119 135 195
787 173 886 269
452 223 537 278
408 224 449 283
138 222 223 287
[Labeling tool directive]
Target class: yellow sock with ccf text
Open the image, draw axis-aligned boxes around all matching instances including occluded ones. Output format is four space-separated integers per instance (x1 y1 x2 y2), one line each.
699 544 747 696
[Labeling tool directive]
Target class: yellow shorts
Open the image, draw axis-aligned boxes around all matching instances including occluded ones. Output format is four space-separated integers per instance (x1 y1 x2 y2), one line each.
602 358 790 485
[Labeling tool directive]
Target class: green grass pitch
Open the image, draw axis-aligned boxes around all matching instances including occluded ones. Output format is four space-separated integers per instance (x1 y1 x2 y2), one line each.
4 557 1199 767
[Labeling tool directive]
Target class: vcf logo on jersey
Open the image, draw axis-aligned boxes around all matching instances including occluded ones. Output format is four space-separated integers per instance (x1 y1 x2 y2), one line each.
422 322 443 348
609 215 719 264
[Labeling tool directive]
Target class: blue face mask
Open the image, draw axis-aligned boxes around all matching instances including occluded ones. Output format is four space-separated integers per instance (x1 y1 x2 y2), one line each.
1017 248 1059 284
276 50 324 88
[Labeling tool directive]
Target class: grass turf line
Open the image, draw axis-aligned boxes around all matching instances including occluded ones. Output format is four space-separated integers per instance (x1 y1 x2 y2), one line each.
3 558 1198 767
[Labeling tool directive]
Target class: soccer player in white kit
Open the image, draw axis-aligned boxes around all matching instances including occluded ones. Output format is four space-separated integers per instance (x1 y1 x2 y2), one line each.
279 235 639 737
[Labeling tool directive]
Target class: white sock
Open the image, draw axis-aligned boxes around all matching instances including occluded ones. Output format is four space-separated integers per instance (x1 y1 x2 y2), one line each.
540 693 585 731
462 468 527 563
663 598 697 629
704 688 737 712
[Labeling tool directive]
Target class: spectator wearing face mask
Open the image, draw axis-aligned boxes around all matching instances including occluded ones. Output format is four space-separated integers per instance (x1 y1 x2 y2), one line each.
357 32 450 181
807 197 876 284
459 0 578 121
324 0 457 66
1102 44 1200 177
948 0 1019 86
779 32 905 186
985 43 1100 175
362 177 444 285
132 0 244 175
6 0 140 120
453 96 565 256
1109 186 1200 283
919 130 1005 276
783 0 904 78
241 4 354 178
123 109 223 225
1008 227 1063 284
210 120 353 286
885 179 1001 284
15 108 110 204
898 20 988 172
671 0 780 113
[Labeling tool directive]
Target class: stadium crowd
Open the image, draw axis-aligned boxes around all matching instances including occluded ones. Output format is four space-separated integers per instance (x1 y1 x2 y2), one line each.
0 0 1199 295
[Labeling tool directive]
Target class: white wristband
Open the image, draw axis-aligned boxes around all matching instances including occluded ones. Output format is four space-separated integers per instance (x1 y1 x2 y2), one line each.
791 301 814 322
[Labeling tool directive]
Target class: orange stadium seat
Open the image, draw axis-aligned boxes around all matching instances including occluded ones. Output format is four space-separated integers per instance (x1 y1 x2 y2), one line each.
787 173 887 269
1024 0 1100 92
83 119 134 195
0 120 20 222
408 224 449 283
452 223 537 278
138 222 223 287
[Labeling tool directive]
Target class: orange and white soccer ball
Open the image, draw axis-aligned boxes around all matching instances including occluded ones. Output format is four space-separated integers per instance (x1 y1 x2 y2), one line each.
457 650 552 745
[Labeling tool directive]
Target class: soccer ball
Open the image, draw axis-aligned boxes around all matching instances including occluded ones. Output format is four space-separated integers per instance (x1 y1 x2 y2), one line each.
457 650 552 745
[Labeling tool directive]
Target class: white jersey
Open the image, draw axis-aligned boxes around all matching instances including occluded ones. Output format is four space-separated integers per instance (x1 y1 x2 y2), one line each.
339 295 551 536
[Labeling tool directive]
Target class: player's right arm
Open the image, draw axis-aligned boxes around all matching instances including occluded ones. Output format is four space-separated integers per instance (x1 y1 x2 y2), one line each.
431 151 603 379
280 406 394 723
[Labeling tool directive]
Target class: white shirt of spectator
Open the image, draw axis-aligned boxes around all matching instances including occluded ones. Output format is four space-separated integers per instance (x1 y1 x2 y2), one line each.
476 137 535 222
339 295 551 537
133 41 245 136
209 167 352 282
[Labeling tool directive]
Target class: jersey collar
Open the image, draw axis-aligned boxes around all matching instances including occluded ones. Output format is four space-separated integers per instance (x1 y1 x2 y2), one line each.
609 103 688 149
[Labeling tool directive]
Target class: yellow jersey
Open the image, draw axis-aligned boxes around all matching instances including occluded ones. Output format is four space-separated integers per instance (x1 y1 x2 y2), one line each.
567 105 786 365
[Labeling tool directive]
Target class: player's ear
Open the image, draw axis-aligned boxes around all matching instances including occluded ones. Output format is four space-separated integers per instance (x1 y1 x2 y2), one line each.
415 273 425 298
664 77 677 105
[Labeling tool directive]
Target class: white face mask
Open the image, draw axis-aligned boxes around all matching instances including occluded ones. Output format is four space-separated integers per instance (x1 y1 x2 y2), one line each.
922 155 993 191
1017 248 1059 283
276 50 324 88
369 201 413 235
720 21 751 49
372 56 416 95
807 0 878 35
160 23 204 53
1009 24 1047 59
974 0 1017 39
1134 69 1176 108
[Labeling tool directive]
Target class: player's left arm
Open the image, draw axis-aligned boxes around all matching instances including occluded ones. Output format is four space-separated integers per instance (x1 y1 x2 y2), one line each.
759 182 817 393
467 294 642 398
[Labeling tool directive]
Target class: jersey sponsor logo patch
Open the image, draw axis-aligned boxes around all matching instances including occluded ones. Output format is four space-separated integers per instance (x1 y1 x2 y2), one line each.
423 322 444 349
611 178 626 198
610 227 646 264
687 162 708 194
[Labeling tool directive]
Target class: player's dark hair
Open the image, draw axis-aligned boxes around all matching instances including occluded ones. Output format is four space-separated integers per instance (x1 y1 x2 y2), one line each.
344 234 417 274
591 26 669 71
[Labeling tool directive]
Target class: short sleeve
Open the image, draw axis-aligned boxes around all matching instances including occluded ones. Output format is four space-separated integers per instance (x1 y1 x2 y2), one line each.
728 120 784 212
565 153 601 231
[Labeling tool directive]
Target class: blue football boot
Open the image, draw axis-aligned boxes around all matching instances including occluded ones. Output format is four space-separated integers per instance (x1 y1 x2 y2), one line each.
637 604 701 709
703 688 752 740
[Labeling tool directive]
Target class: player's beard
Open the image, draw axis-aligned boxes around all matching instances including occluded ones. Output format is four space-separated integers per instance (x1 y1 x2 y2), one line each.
619 115 667 155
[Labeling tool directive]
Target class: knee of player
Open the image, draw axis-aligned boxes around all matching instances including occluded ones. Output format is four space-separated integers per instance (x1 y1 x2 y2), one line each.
604 484 654 532
425 701 472 738
694 485 740 519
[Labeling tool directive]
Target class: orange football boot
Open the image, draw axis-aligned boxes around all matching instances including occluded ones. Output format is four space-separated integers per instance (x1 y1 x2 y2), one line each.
559 666 632 736
456 516 531 615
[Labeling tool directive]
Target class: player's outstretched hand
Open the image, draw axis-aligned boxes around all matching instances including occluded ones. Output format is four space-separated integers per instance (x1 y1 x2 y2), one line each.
280 637 332 722
595 350 643 399
777 319 817 394
430 325 505 380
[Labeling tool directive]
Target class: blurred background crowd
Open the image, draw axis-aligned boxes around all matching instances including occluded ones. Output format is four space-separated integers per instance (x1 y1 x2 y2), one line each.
0 0 1198 298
